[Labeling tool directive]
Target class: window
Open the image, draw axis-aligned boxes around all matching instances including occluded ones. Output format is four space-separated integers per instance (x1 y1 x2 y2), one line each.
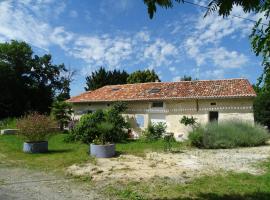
210 102 216 106
209 111 218 122
111 88 120 91
135 115 144 128
148 88 161 94
151 102 164 108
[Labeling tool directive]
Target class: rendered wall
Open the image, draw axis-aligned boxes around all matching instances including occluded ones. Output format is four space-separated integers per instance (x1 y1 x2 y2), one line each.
71 98 255 140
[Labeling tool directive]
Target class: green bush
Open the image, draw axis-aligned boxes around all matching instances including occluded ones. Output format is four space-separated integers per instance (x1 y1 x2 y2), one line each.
188 120 270 149
143 122 167 141
16 113 57 142
0 118 17 129
67 103 129 144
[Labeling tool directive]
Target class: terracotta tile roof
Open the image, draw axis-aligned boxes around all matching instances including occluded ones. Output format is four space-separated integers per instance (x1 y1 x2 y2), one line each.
67 78 256 103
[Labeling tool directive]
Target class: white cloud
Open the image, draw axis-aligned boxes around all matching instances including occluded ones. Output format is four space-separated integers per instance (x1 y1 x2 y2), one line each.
169 67 176 72
143 39 178 69
0 0 70 50
184 6 256 69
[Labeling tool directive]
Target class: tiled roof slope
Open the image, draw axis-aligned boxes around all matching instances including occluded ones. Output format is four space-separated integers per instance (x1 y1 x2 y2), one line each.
67 78 256 103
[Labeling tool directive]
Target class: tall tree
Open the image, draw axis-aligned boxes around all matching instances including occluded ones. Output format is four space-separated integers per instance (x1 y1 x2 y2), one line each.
85 67 129 91
127 69 160 84
0 40 70 119
51 101 73 131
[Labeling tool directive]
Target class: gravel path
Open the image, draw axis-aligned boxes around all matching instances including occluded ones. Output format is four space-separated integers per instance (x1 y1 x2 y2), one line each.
0 167 102 200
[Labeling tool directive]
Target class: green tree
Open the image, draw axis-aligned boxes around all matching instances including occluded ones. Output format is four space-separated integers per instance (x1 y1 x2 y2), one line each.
51 101 73 131
127 69 160 84
85 67 129 91
0 40 70 119
181 75 192 81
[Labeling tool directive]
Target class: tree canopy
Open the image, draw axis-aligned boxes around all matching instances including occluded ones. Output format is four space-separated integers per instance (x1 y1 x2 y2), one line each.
0 40 70 119
127 69 160 84
85 67 161 90
85 67 129 91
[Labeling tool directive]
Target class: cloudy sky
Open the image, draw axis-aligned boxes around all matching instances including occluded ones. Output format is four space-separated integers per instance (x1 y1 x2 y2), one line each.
0 0 264 96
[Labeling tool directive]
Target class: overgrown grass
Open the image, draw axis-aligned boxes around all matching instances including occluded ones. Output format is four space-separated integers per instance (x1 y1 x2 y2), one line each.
116 139 186 156
0 118 17 129
0 134 94 172
189 121 270 149
104 161 270 200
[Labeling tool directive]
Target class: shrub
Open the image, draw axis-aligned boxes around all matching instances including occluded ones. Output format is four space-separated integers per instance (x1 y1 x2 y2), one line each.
0 118 17 129
143 122 167 141
67 103 129 144
188 125 204 148
16 113 57 142
180 116 197 128
51 101 73 131
188 120 270 149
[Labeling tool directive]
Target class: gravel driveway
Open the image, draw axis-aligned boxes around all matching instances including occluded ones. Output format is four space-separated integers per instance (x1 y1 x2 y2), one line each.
0 167 102 200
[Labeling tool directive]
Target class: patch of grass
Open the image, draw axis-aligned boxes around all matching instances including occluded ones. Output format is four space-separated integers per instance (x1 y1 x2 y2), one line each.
104 162 270 200
0 118 17 130
116 139 186 156
0 134 94 172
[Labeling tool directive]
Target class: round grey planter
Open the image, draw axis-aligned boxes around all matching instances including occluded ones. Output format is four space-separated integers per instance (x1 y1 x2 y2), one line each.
23 141 48 153
90 143 115 158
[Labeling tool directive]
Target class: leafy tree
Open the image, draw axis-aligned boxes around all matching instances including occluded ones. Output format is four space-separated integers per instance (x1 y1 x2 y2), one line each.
254 90 270 129
51 101 73 131
85 67 129 91
181 75 192 81
127 69 160 83
0 40 70 119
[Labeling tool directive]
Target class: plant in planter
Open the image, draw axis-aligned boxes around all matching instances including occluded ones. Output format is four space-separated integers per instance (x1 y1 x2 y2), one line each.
67 102 129 158
16 112 57 153
90 122 115 158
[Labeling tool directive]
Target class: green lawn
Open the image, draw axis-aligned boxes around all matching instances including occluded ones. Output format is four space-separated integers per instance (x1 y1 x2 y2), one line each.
0 134 93 172
0 134 184 171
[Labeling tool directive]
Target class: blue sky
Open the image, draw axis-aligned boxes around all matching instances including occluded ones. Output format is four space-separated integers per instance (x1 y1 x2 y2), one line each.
0 0 264 96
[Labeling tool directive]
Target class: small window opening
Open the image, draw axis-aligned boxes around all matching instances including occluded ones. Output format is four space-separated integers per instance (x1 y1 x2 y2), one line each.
111 88 120 91
148 88 161 94
152 102 164 108
210 102 216 106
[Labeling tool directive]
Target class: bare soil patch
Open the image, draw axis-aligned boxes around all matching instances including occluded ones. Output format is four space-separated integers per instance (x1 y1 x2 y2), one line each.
67 145 270 182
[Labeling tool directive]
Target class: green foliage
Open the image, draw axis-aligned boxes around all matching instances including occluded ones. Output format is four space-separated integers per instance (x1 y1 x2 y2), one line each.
189 121 270 149
180 75 192 81
67 103 129 144
180 116 197 128
142 122 167 141
188 125 204 148
0 40 71 119
51 101 73 131
254 90 270 129
85 67 129 91
0 118 17 130
127 69 160 84
16 112 57 142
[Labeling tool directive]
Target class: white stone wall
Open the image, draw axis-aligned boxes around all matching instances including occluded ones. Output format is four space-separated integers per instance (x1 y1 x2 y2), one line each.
71 98 255 140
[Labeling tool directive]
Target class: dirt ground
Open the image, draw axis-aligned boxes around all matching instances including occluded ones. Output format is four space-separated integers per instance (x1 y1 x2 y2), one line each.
67 145 270 182
0 167 101 200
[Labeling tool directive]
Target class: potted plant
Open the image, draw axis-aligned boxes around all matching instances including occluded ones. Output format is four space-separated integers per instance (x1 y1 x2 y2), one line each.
16 112 57 153
90 121 115 158
66 102 129 158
